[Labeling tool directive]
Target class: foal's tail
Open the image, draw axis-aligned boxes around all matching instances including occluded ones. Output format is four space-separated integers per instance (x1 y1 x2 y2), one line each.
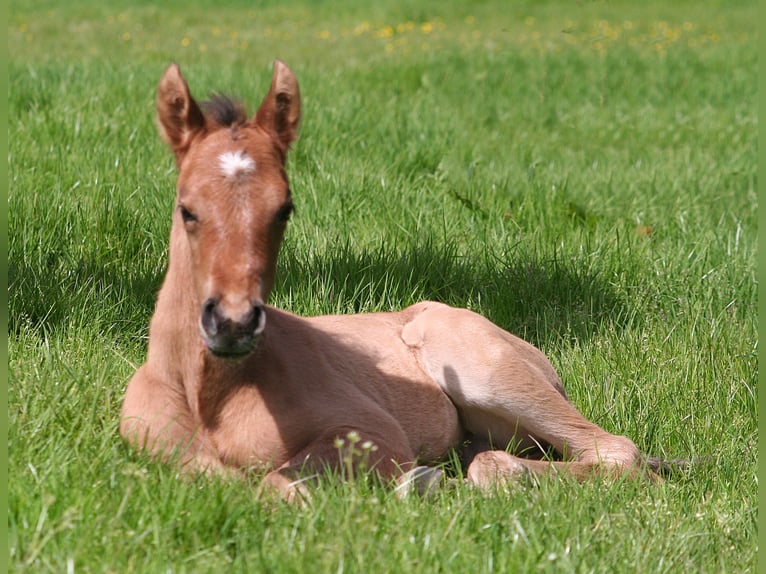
645 455 706 476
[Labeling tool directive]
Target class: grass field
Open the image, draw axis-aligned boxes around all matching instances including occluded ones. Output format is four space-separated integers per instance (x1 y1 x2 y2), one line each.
8 1 757 572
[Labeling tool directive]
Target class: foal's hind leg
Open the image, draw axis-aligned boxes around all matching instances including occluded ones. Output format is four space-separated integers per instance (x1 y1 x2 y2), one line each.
403 303 651 484
465 448 658 491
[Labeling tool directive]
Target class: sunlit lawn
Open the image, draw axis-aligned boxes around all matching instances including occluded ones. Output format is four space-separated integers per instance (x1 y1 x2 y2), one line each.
9 1 757 572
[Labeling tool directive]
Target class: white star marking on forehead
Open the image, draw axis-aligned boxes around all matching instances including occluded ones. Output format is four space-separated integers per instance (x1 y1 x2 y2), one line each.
218 150 256 180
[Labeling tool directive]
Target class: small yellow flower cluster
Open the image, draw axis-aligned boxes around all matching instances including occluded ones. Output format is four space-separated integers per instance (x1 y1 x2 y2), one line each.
574 18 721 59
312 18 447 55
17 22 33 42
172 26 254 53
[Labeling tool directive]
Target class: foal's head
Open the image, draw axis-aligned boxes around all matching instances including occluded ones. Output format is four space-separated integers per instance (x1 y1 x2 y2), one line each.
156 61 300 359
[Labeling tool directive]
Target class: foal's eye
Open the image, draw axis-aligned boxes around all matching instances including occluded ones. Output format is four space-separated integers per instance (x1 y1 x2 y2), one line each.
179 205 197 224
276 202 294 223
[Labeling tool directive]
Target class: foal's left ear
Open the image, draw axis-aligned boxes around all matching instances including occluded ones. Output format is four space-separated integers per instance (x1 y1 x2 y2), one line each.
156 63 206 165
254 60 301 150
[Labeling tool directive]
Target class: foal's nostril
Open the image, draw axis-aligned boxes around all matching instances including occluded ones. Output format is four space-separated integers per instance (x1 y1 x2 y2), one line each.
201 297 220 337
249 303 267 336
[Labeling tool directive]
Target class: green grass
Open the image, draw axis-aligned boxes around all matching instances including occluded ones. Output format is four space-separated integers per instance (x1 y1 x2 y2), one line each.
8 0 757 572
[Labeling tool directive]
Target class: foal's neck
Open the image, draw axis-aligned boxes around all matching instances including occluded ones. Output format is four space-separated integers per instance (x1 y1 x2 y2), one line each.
151 223 270 419
149 225 206 385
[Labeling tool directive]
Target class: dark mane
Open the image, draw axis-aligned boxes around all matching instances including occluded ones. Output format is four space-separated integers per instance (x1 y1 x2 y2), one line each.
200 94 248 127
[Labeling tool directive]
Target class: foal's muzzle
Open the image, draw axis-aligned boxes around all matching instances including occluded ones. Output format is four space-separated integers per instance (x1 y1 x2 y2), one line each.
200 297 266 359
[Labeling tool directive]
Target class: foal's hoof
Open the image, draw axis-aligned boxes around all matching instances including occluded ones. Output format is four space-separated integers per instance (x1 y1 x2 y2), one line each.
466 450 530 490
257 469 315 506
394 466 444 498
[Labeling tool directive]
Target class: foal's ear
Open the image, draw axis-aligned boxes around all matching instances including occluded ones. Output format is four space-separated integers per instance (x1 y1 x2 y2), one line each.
156 63 206 164
254 60 301 150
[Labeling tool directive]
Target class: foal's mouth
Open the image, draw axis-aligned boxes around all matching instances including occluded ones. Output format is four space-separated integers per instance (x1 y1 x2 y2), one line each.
201 334 261 361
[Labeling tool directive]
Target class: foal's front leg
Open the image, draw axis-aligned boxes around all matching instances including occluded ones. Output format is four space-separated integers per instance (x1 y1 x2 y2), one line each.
120 364 234 477
258 426 424 502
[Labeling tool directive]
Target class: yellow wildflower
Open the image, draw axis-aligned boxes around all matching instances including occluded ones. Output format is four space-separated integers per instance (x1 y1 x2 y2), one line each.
377 26 394 38
353 21 370 36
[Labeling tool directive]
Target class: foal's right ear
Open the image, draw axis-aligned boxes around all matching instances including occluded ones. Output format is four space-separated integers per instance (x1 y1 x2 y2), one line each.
254 60 301 151
156 63 206 165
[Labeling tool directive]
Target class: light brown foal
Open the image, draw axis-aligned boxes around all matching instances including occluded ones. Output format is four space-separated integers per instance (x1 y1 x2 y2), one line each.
120 60 659 500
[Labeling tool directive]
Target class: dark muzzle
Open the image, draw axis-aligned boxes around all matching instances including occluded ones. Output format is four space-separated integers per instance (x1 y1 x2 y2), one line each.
200 297 266 359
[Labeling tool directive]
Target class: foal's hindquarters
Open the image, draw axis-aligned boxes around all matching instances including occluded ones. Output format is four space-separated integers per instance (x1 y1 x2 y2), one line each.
400 302 646 488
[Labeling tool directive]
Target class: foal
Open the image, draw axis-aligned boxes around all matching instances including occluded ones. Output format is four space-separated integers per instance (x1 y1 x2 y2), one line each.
120 60 659 499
